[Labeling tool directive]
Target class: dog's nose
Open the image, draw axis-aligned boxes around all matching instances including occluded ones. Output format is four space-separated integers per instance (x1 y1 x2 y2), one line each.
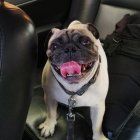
64 46 77 53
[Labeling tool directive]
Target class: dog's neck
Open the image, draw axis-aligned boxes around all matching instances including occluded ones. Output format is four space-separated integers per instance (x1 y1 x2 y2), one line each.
51 58 100 93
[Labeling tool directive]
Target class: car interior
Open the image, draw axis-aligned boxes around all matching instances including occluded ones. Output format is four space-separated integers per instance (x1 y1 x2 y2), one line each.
0 0 140 140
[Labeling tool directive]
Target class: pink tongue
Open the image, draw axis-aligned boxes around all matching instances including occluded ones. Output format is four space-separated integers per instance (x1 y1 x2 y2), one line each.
60 61 81 78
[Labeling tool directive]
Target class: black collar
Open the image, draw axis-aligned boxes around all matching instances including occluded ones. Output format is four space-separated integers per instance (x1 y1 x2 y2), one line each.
56 61 100 96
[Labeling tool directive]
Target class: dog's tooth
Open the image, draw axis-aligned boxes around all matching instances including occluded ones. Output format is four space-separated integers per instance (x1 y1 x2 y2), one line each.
82 65 86 71
83 66 86 71
55 66 59 70
67 74 73 76
57 66 60 69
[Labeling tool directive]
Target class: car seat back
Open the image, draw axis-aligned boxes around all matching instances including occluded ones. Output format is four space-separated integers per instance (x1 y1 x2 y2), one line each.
0 1 37 140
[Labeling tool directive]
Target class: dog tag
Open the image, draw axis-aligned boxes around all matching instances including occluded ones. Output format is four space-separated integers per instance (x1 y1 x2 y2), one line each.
68 96 76 109
67 95 76 121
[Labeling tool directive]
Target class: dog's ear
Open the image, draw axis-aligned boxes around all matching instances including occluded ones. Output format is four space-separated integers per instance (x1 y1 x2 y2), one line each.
45 28 60 58
87 23 99 39
44 29 54 58
51 28 60 33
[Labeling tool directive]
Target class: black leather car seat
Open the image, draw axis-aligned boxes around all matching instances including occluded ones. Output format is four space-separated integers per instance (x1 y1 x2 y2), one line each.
0 1 37 140
64 0 101 26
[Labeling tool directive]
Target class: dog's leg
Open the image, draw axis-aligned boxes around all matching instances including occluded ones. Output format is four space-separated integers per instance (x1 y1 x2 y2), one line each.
90 103 108 140
39 93 58 137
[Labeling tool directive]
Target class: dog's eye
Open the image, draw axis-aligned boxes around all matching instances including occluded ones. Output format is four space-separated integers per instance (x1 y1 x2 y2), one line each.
80 37 91 47
51 43 59 50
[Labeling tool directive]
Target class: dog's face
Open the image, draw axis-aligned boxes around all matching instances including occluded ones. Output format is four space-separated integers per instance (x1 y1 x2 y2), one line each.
46 21 100 84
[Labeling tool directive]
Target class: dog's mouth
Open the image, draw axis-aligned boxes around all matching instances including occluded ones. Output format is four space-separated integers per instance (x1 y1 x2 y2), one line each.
52 61 95 83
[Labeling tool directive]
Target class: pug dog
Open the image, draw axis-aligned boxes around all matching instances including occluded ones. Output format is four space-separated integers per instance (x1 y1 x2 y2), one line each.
39 21 109 140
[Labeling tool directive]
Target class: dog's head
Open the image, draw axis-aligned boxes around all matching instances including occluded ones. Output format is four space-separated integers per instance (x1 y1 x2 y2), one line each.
46 21 100 84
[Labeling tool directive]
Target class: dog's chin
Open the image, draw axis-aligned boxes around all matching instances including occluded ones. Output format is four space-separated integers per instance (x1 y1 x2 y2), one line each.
64 75 83 84
51 60 95 84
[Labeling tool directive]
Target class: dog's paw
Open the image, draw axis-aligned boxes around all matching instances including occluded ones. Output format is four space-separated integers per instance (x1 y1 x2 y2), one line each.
38 119 57 137
93 133 109 140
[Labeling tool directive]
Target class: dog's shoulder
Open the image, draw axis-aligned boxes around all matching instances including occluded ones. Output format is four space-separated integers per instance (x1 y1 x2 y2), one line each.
42 61 54 88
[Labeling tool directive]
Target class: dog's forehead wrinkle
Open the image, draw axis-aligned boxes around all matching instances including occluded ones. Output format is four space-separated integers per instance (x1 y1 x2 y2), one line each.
66 30 86 43
52 30 83 44
64 29 81 38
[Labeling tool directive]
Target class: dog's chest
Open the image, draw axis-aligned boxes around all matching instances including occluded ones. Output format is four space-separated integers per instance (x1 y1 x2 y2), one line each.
43 54 108 107
50 76 104 107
